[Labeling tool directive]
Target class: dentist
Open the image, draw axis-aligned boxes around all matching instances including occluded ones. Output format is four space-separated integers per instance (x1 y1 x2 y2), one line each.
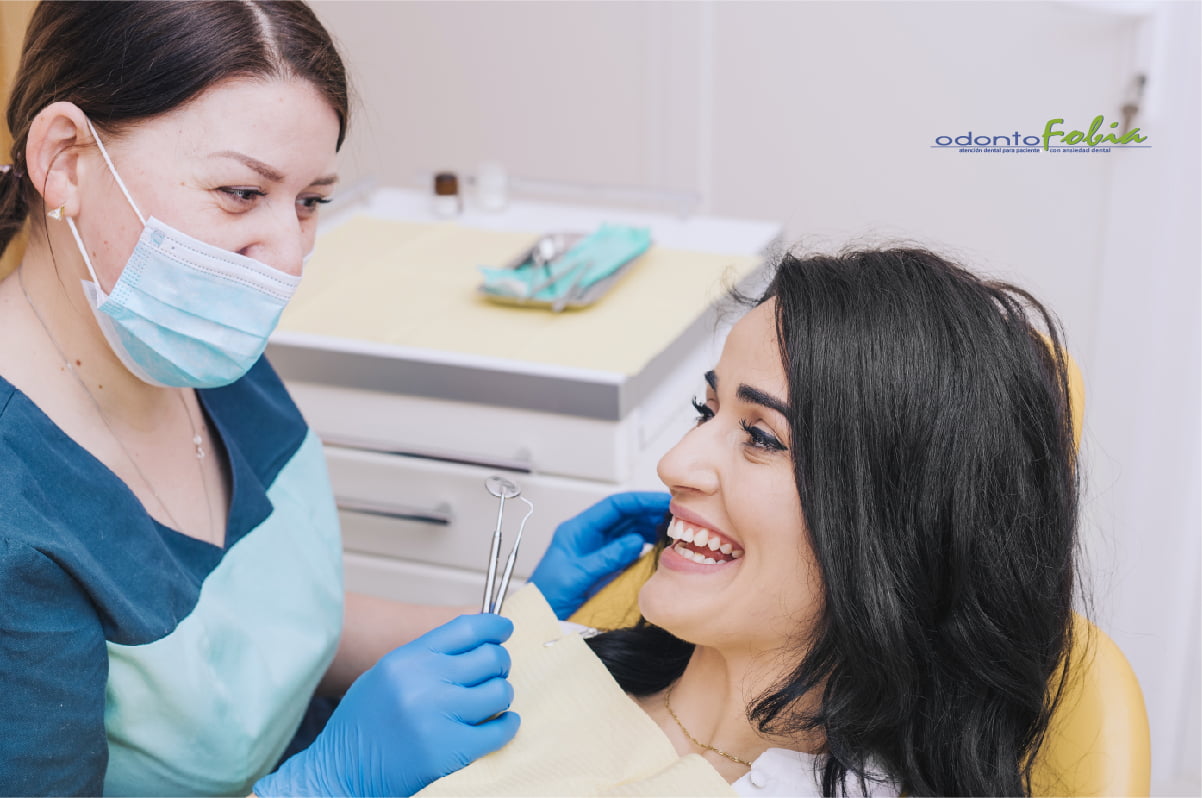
0 2 666 796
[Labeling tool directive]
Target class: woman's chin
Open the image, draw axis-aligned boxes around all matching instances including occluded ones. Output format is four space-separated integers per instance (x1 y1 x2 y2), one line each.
637 555 739 645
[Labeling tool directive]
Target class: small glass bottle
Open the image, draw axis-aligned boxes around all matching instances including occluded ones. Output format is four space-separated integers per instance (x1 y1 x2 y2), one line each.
432 171 462 217
474 161 508 212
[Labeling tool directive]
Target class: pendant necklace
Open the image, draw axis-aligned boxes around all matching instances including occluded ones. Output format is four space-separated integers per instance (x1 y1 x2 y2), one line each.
19 267 217 545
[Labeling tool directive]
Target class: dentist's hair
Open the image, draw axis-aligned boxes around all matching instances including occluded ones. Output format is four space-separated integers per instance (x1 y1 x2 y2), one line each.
0 0 348 257
591 246 1081 797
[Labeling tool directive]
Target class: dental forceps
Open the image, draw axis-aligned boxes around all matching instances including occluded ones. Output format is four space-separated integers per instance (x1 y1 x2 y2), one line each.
481 476 535 614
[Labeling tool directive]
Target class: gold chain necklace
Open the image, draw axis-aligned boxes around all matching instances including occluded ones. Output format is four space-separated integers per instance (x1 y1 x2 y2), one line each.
19 267 217 545
664 684 753 767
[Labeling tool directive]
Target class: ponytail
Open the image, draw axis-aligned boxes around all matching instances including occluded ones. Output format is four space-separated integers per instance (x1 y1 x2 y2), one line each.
0 162 29 258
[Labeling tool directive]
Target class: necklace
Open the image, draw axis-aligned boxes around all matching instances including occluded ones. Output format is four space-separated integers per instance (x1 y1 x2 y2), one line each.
19 268 217 544
664 684 753 767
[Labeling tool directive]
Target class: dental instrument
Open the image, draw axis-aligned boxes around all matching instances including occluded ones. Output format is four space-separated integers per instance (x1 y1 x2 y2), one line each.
530 234 566 281
482 476 535 614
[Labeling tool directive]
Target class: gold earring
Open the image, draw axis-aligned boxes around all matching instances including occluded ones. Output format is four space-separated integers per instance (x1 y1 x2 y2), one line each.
47 204 65 221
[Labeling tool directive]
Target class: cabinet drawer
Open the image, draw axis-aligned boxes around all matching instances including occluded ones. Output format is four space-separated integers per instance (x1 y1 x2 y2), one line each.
292 382 633 482
326 445 614 576
343 551 496 606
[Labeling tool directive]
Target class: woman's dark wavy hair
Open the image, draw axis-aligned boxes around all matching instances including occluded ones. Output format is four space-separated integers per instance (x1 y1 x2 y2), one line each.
589 247 1080 797
1 0 348 257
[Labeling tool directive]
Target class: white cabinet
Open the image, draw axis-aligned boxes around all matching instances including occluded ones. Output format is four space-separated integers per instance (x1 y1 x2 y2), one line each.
268 188 781 606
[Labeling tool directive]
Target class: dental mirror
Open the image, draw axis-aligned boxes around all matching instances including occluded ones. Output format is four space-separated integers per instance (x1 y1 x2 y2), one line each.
485 476 521 499
529 234 563 278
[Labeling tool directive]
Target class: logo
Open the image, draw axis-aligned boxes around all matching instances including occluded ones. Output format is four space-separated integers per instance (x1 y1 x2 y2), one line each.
933 115 1150 154
1041 116 1147 151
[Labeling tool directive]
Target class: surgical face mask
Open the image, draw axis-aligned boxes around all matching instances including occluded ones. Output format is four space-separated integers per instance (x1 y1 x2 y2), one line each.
66 117 302 389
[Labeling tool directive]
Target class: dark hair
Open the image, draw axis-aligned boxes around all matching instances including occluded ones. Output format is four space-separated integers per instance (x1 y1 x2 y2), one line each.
590 247 1080 797
1 0 349 257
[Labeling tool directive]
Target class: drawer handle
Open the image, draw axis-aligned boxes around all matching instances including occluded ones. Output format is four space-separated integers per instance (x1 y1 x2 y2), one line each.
336 497 453 526
322 434 533 474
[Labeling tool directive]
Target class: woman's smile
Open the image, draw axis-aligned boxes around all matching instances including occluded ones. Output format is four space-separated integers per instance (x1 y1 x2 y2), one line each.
661 509 745 570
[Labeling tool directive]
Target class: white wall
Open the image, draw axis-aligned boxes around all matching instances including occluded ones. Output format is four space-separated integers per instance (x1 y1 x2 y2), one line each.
1087 2 1201 791
313 1 1200 791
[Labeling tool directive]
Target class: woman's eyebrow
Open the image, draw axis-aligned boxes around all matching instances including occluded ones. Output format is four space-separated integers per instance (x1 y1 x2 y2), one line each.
738 385 789 417
705 370 788 416
210 151 283 182
207 151 339 188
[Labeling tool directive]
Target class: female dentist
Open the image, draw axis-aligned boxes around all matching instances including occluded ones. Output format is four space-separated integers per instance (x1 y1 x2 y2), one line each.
0 2 666 796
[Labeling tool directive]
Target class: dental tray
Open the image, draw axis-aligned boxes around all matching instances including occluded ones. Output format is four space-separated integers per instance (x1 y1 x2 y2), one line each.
477 226 651 312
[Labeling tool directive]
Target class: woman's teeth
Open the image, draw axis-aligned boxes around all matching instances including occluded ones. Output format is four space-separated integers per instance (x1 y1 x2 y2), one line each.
666 517 744 564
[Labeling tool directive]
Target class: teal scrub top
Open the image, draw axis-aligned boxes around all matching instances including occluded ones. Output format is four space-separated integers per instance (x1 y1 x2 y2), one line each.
0 357 343 796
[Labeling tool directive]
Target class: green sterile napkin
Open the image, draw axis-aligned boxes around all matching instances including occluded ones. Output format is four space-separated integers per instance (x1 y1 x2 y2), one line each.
479 224 652 304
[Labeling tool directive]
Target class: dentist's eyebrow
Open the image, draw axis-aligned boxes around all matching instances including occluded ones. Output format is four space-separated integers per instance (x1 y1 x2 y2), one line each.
210 151 284 182
208 151 340 188
705 369 788 416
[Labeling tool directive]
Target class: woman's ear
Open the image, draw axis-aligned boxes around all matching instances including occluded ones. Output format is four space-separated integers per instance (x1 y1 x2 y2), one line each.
25 101 92 217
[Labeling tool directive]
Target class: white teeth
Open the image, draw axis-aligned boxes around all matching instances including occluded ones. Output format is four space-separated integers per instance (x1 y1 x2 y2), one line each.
668 517 746 563
672 541 731 566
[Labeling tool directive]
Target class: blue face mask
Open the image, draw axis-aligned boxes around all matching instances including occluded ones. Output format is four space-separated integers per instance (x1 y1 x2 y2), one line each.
67 117 302 389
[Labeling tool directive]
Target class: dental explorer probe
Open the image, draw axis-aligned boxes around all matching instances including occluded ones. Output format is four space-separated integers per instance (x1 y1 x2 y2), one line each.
482 476 534 614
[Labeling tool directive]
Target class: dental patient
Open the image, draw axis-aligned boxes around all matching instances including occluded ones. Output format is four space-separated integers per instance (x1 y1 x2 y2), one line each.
430 247 1081 798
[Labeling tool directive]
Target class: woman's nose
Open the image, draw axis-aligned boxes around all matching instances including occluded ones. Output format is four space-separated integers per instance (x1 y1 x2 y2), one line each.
239 206 307 276
657 423 720 496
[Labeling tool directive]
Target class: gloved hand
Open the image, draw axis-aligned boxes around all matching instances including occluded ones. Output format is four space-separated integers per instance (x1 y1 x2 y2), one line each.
529 491 670 619
255 614 519 798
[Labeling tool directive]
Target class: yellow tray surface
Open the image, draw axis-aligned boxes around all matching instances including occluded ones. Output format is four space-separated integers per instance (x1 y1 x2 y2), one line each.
278 217 760 376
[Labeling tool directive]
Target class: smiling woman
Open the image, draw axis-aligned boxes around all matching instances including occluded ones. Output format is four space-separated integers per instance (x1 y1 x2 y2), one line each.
588 247 1081 797
642 303 821 663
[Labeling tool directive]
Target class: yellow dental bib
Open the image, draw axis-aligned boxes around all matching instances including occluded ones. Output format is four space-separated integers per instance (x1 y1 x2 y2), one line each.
417 585 735 796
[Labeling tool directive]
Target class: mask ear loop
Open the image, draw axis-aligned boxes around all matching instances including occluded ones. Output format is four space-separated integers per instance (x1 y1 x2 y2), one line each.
64 216 104 290
82 116 147 226
66 116 149 296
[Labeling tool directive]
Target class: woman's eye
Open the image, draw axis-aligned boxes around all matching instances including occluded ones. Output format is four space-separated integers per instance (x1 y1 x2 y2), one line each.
691 397 714 424
299 193 336 218
740 420 786 452
219 187 265 205
298 195 333 214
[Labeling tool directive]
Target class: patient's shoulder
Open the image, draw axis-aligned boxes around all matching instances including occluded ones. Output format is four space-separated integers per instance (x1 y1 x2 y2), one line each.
733 748 899 798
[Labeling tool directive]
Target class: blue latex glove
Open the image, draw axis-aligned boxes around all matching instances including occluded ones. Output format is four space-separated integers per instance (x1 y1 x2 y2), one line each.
529 491 671 620
255 614 519 798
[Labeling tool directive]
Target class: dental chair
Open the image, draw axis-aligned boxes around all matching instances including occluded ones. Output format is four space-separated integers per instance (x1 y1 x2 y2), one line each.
570 353 1153 797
